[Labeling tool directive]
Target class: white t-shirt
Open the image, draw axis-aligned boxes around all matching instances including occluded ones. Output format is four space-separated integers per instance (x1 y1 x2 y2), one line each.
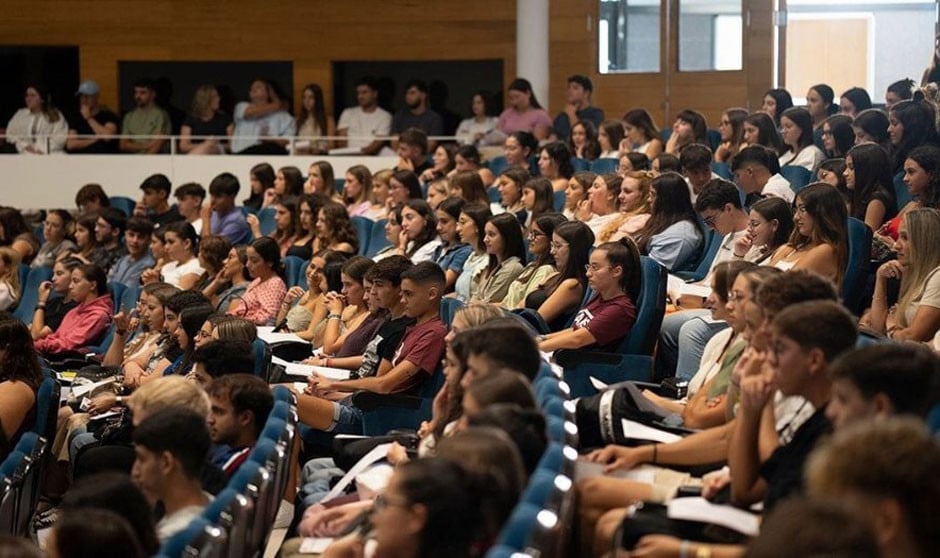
778 145 825 173
456 116 498 145
156 502 209 542
161 258 205 289
337 106 392 149
761 173 794 204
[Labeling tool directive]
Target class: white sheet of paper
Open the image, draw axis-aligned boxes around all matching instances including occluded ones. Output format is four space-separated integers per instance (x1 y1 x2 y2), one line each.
667 497 760 537
680 283 712 298
621 419 682 444
590 376 609 391
70 378 114 399
88 410 121 421
272 356 351 380
323 443 393 503
257 326 310 345
298 537 334 554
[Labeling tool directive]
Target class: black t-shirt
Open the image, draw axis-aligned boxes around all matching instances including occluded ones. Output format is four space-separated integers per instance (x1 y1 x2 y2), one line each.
759 405 832 511
151 205 184 229
183 112 232 143
68 109 120 154
46 296 78 333
377 315 417 362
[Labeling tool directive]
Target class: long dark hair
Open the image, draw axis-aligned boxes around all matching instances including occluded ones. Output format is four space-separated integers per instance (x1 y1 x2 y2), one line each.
485 213 526 275
635 172 701 253
622 108 660 143
403 199 438 258
810 84 838 116
764 88 794 124
508 78 542 110
822 114 854 157
745 112 784 154
319 201 359 253
841 87 872 114
789 183 848 286
297 83 327 135
906 145 940 208
278 166 304 197
596 238 642 301
846 143 896 221
0 319 42 390
675 109 708 145
523 178 555 224
750 197 793 258
163 221 199 258
852 109 890 148
273 196 300 245
890 99 940 173
391 170 423 200
568 120 601 161
529 213 566 267
780 107 815 151
540 141 574 179
178 304 214 373
599 119 626 152
244 162 275 209
0 206 33 245
250 237 286 281
545 220 593 295
78 263 109 296
460 203 492 252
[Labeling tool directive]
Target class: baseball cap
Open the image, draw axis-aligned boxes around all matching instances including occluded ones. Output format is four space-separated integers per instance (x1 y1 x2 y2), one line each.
76 80 100 96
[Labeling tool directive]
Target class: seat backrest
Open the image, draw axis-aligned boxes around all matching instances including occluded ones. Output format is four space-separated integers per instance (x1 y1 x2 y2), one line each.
108 196 137 217
779 165 813 195
439 297 465 329
108 282 126 312
366 219 390 258
682 229 722 282
487 155 509 176
706 129 722 151
120 284 141 313
711 161 732 180
570 157 590 172
282 256 306 288
619 257 667 356
552 190 566 212
497 502 542 550
487 186 502 204
589 158 618 174
16 265 28 296
14 266 52 323
158 516 212 557
257 206 278 237
350 216 374 256
32 376 60 444
843 217 873 313
522 469 560 508
893 170 912 209
252 338 271 380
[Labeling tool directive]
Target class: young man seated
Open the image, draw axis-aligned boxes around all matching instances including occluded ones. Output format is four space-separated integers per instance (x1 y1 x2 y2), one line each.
207 374 274 478
679 143 716 202
107 216 155 288
202 172 250 245
191 338 255 388
134 174 183 228
452 319 542 389
305 256 414 379
94 207 128 270
131 408 212 542
393 127 432 175
174 182 206 233
296 261 447 435
731 145 793 205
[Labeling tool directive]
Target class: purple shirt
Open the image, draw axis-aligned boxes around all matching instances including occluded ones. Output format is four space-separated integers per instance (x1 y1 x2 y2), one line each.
211 207 250 245
497 108 553 135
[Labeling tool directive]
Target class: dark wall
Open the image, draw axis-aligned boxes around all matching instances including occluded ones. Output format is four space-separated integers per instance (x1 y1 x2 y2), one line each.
0 46 80 125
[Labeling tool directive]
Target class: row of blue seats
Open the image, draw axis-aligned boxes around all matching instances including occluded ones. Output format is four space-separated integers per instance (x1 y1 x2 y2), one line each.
0 371 60 537
157 386 298 558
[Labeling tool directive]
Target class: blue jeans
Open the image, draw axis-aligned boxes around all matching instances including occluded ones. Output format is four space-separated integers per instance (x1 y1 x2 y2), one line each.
657 310 728 382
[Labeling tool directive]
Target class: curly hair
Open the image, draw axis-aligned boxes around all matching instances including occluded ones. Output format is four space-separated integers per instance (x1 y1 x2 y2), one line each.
318 201 359 253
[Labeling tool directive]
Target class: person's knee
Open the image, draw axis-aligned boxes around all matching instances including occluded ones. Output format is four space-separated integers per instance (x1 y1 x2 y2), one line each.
594 507 628 554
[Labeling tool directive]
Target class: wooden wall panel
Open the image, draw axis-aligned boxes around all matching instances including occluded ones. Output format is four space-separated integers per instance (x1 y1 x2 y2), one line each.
0 0 517 115
550 0 775 129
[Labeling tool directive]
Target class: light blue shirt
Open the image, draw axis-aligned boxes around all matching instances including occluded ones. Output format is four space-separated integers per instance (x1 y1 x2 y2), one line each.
648 220 702 273
230 102 296 153
108 252 155 288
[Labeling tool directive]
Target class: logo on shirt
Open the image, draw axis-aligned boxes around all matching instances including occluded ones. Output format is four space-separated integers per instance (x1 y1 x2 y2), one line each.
573 309 595 329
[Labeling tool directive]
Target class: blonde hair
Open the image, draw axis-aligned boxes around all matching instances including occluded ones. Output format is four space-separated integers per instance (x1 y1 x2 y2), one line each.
897 208 940 327
0 247 22 301
190 85 217 118
453 303 505 330
597 170 653 243
126 376 210 421
372 169 394 205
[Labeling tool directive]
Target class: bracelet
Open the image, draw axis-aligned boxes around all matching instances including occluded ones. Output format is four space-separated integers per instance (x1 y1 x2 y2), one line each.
327 313 342 320
651 443 658 464
679 540 691 558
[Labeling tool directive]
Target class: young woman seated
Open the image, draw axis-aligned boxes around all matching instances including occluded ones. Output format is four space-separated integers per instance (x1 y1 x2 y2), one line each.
31 209 77 269
100 283 178 370
844 143 898 232
432 197 472 293
314 201 359 255
575 173 621 243
0 247 22 311
246 196 300 257
451 203 492 302
768 183 848 288
314 257 377 356
278 252 348 343
0 320 44 460
634 172 704 273
520 220 594 332
862 208 940 342
501 213 566 311
32 257 82 340
202 245 250 312
472 213 526 304
538 237 641 352
226 237 287 326
596 170 653 244
34 264 113 356
141 222 204 290
563 171 594 220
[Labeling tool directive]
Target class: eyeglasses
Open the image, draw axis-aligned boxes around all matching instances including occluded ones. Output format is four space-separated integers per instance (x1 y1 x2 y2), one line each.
550 241 568 250
585 264 611 273
373 493 409 512
820 130 833 137
748 220 764 229
528 230 545 239
43 221 62 228
701 213 719 227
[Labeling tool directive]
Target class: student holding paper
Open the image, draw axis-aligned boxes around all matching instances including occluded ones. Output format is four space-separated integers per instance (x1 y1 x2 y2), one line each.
295 262 447 436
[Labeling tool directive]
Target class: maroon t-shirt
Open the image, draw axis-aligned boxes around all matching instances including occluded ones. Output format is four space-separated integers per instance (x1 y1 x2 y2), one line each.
571 293 637 352
389 317 447 393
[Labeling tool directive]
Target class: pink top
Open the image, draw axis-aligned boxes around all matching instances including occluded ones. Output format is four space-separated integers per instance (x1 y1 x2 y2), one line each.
347 201 371 218
497 108 552 135
228 275 287 325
